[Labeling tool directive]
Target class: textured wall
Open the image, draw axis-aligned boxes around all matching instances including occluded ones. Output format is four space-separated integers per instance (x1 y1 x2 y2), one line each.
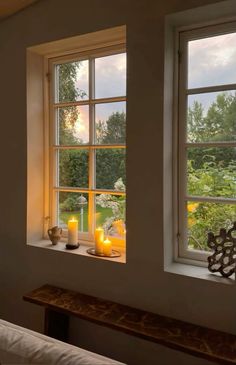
0 0 234 364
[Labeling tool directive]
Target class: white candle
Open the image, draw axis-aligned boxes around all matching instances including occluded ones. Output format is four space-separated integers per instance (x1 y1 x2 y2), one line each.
68 217 78 245
103 238 112 256
95 227 104 254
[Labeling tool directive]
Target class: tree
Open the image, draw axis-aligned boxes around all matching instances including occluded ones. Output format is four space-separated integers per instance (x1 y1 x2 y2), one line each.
188 92 236 144
187 92 236 250
58 62 126 225
96 111 126 189
58 62 88 212
187 101 205 142
96 111 126 144
205 93 236 142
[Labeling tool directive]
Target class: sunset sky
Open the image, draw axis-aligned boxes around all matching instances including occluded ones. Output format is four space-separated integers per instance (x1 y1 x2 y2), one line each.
72 53 126 142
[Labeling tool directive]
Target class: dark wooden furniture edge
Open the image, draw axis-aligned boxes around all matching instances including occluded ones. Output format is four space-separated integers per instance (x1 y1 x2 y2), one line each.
23 284 236 365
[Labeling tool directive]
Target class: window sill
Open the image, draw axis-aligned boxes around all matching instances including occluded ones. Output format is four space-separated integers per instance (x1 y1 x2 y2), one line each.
165 261 235 285
27 240 126 264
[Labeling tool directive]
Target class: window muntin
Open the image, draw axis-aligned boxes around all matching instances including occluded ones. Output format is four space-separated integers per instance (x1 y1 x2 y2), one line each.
178 24 236 261
49 48 126 243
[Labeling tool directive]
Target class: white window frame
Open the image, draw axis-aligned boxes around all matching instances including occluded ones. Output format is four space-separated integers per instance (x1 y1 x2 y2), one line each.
47 45 126 245
176 21 236 262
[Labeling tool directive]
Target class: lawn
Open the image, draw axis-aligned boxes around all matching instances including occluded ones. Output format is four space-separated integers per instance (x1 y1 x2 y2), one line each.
59 205 112 232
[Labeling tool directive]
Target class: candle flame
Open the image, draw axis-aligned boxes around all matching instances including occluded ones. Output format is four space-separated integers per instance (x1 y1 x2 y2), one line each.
69 216 77 222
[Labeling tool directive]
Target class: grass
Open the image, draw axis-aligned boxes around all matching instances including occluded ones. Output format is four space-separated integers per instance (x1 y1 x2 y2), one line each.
59 206 112 232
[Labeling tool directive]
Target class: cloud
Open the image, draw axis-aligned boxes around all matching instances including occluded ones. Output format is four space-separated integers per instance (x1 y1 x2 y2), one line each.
188 32 236 89
75 60 89 100
95 101 126 122
72 53 126 141
95 53 126 98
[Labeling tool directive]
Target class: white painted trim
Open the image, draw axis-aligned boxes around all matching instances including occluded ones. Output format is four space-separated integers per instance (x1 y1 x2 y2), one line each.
48 39 126 244
54 187 125 195
53 96 126 108
28 26 126 58
164 1 236 271
187 84 236 95
185 142 236 148
178 21 236 261
53 145 126 149
27 240 126 264
165 261 234 285
27 26 126 250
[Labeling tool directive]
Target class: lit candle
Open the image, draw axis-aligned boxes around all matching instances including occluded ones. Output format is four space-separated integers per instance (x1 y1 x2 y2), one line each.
68 217 78 245
95 227 104 254
103 238 112 256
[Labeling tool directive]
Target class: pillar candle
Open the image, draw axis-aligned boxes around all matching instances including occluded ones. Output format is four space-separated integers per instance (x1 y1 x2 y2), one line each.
95 227 104 254
68 217 78 245
103 238 112 256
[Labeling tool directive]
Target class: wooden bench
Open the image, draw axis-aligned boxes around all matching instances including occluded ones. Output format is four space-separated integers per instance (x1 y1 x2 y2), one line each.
23 285 236 365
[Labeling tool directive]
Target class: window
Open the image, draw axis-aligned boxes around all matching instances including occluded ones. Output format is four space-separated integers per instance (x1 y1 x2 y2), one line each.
48 47 126 245
177 22 236 262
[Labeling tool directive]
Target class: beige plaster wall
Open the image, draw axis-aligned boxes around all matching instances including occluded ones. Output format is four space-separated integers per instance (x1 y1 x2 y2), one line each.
0 0 234 364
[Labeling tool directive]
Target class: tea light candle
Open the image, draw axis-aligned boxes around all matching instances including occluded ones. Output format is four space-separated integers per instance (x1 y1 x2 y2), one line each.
95 227 104 254
68 217 78 245
103 238 112 256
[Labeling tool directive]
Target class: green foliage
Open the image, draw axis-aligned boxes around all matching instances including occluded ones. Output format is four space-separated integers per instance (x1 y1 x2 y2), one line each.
59 150 89 188
57 61 127 233
188 92 236 142
96 149 126 189
58 62 86 103
96 112 126 144
96 178 126 236
187 92 236 251
59 111 126 212
60 194 81 212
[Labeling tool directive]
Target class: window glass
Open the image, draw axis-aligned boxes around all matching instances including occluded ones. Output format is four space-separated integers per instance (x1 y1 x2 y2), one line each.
57 106 89 145
96 193 126 238
57 60 89 103
179 28 236 256
95 53 126 98
58 149 89 188
188 32 236 89
187 147 236 199
58 192 89 232
96 149 126 190
187 91 236 142
52 49 126 243
95 102 126 144
187 200 236 251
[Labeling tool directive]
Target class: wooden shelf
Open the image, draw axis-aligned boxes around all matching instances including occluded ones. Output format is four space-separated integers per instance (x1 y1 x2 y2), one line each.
23 285 236 364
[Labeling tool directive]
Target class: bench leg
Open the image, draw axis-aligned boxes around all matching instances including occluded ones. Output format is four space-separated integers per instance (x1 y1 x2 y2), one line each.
44 308 69 342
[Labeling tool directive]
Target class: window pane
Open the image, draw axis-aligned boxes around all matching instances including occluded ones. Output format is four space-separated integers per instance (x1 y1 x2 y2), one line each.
187 147 236 198
96 149 126 190
187 91 236 142
58 149 89 188
187 201 236 251
57 106 89 145
58 192 88 232
96 193 126 237
95 53 126 98
188 32 236 89
56 60 88 103
95 102 126 144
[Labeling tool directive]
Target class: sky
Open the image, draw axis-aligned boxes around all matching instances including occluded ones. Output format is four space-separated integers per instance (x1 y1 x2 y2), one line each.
63 33 236 138
188 32 236 113
65 53 126 143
